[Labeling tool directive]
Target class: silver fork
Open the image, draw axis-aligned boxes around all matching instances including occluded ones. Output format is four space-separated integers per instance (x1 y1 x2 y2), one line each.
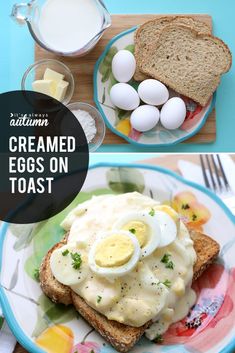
200 154 235 215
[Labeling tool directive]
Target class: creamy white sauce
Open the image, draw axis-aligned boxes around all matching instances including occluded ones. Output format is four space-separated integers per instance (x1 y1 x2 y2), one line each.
56 192 197 339
38 0 102 53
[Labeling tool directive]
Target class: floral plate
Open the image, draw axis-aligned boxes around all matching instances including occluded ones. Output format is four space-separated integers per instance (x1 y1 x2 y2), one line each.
93 27 216 147
1 163 235 353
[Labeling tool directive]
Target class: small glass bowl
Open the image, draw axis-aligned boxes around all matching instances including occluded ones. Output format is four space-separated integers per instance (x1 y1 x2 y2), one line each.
67 102 106 152
21 59 74 105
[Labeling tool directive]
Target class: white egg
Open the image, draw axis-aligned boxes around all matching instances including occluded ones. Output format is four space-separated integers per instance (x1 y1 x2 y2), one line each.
153 211 177 248
113 212 161 258
138 79 169 106
50 242 89 286
160 97 186 130
110 83 140 110
88 230 141 279
112 50 136 83
130 105 160 132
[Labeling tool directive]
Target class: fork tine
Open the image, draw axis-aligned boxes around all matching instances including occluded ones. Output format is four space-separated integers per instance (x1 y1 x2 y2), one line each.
200 155 210 189
216 154 230 190
205 155 217 191
211 155 222 190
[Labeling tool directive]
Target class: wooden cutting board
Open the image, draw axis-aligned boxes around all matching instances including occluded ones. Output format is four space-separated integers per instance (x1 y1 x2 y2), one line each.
35 14 216 145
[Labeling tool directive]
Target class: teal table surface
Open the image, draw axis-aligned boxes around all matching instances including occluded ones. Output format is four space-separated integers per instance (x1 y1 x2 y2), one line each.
1 0 235 153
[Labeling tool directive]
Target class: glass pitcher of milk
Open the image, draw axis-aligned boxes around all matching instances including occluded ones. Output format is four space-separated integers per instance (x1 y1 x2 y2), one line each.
11 0 111 57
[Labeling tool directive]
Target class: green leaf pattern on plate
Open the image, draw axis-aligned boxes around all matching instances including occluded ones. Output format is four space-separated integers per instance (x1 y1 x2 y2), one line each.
106 168 145 193
0 316 4 330
32 294 77 338
124 44 135 54
9 224 35 251
99 46 118 83
108 72 118 94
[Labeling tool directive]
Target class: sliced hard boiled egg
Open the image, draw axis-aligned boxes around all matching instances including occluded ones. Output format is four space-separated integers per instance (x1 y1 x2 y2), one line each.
50 242 88 286
153 210 177 248
155 205 180 224
113 212 161 258
88 230 141 278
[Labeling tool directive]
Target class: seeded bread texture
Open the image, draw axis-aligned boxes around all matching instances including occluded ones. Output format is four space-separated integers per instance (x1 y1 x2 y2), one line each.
191 230 220 281
139 25 232 106
134 16 211 81
39 230 220 352
39 239 72 306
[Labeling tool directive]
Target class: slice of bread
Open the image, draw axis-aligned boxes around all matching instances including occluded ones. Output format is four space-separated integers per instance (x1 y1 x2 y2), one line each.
39 230 220 352
134 16 211 81
139 25 232 106
40 239 72 306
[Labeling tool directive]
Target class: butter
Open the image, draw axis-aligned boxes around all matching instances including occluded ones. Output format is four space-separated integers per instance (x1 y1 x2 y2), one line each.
54 80 69 101
44 68 65 82
32 79 55 96
32 68 69 102
95 234 134 267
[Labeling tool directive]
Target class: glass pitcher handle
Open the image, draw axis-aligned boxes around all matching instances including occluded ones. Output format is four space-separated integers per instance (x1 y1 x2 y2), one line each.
11 1 35 25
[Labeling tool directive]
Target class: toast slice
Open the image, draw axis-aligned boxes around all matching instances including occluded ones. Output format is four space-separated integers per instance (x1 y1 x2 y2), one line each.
40 239 72 306
39 230 220 352
139 25 232 106
134 16 211 81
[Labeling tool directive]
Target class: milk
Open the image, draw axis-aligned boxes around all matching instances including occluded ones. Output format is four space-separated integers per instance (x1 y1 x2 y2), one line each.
38 0 103 53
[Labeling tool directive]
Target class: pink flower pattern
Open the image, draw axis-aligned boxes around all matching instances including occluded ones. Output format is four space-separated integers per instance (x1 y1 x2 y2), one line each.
163 263 235 352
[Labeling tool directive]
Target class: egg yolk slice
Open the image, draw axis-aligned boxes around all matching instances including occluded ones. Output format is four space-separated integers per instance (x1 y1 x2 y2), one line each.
155 205 179 223
95 234 134 267
122 221 148 248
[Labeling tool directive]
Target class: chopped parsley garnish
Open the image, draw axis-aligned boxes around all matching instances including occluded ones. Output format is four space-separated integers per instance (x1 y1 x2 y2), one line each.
192 214 197 221
161 253 174 270
165 261 174 269
181 203 190 210
33 268 40 282
149 208 155 217
129 228 136 234
70 252 82 270
62 249 69 256
161 253 171 264
97 295 102 303
162 279 171 288
153 334 163 343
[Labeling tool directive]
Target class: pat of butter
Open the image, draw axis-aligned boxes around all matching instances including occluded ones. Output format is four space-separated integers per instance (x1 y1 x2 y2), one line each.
54 80 69 102
44 68 65 83
32 79 55 96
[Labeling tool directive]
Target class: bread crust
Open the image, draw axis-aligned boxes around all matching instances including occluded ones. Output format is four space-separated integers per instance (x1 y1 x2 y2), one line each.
139 24 232 106
39 229 220 352
39 239 72 306
134 16 211 81
71 291 150 352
